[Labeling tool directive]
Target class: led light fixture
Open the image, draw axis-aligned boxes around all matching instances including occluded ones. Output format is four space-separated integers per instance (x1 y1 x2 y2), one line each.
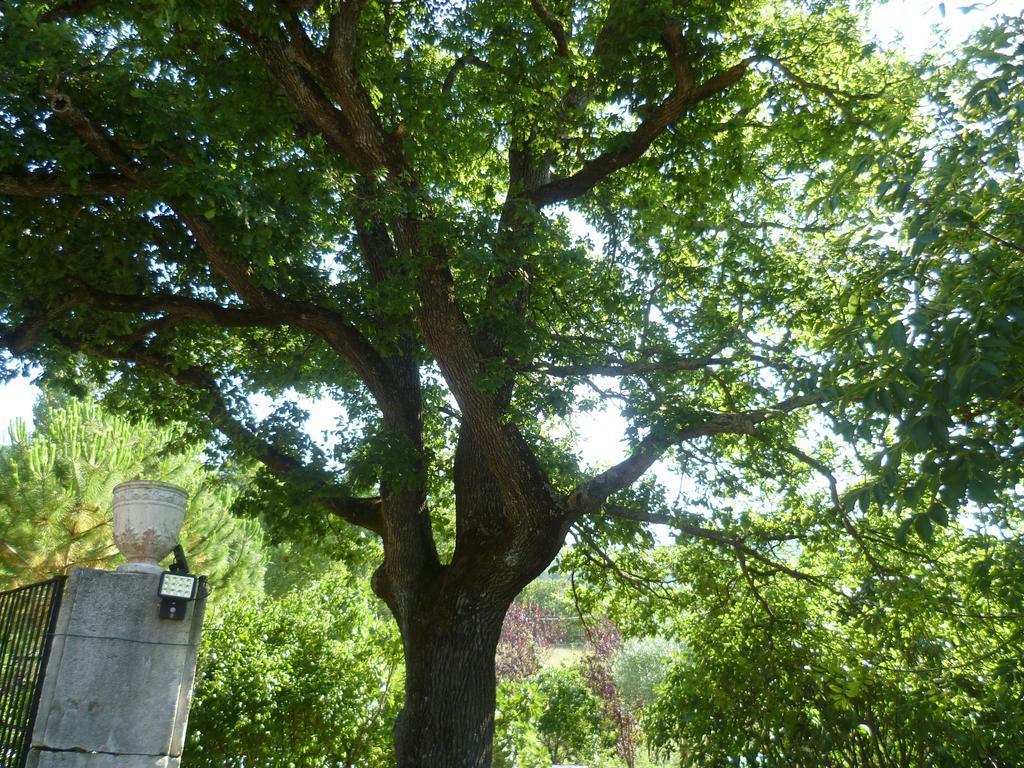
157 545 200 620
159 572 198 600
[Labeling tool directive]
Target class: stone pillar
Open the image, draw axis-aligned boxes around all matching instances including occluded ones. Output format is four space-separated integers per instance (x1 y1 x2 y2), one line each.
26 481 205 768
25 568 206 768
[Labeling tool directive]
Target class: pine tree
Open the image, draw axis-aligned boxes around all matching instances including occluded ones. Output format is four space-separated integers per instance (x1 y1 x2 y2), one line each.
0 397 266 600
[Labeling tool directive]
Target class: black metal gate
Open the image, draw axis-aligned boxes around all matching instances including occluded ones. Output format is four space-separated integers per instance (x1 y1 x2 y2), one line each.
0 578 65 768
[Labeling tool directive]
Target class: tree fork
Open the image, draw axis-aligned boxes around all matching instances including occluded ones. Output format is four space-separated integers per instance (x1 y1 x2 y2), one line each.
384 538 563 768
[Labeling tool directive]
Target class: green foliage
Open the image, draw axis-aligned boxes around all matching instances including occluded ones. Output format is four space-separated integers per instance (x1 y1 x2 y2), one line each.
492 680 550 768
612 637 680 713
262 538 358 597
185 573 402 768
0 0 926 537
0 0 1022 761
0 396 266 599
562 44 1024 768
536 663 609 765
641 522 1024 767
492 653 623 768
812 16 1024 541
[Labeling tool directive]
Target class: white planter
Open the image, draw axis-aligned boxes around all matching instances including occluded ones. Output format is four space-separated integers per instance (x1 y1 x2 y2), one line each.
112 481 188 573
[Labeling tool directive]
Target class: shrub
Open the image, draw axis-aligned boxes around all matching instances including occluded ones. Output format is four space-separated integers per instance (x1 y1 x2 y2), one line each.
493 679 550 768
612 636 680 713
184 574 401 768
536 664 608 766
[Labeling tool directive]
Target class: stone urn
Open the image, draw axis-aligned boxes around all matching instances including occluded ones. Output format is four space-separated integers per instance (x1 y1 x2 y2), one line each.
112 480 188 573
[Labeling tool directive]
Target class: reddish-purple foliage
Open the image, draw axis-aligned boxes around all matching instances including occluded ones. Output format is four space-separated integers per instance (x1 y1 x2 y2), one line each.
495 600 567 683
582 619 637 768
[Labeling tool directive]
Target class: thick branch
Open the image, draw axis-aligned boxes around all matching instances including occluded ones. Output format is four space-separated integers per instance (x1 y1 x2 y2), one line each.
569 393 823 513
279 7 328 74
67 287 287 326
530 59 751 207
48 97 411 429
660 18 695 92
227 21 376 168
51 97 216 269
414 239 559 523
2 291 388 532
326 0 370 73
442 52 495 94
0 298 79 355
58 333 385 533
171 211 282 307
0 172 135 198
601 504 823 586
528 0 571 57
50 96 145 181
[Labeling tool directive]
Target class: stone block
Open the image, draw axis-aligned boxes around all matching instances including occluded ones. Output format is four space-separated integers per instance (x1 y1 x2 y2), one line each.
26 752 180 768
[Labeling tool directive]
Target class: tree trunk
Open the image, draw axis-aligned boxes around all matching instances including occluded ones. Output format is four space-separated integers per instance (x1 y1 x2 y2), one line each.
393 595 506 768
377 422 567 767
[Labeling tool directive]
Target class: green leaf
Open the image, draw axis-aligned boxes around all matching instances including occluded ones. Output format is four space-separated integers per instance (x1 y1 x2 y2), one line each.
913 514 934 543
896 517 914 546
928 502 949 526
906 417 932 451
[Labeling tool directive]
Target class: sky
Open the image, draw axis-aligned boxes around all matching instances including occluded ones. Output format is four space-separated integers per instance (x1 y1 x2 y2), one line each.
869 0 1020 57
1 0 1020 449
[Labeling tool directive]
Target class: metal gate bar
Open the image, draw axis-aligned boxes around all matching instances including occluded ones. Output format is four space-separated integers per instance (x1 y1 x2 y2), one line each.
0 578 65 768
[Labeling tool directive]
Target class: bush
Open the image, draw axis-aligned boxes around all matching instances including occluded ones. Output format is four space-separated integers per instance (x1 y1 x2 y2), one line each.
536 664 608 766
184 574 402 768
612 636 680 713
493 679 550 768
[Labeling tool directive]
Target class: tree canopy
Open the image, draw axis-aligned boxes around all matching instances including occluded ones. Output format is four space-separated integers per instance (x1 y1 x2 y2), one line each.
1 0 1021 764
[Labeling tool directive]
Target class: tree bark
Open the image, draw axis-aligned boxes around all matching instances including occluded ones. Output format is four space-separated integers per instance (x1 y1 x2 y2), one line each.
392 590 507 768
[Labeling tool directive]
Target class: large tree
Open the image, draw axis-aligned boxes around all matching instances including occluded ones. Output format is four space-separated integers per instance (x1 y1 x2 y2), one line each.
1 1 1019 765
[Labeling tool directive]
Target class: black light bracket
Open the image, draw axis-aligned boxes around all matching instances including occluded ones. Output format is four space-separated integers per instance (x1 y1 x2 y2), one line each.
169 544 190 574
